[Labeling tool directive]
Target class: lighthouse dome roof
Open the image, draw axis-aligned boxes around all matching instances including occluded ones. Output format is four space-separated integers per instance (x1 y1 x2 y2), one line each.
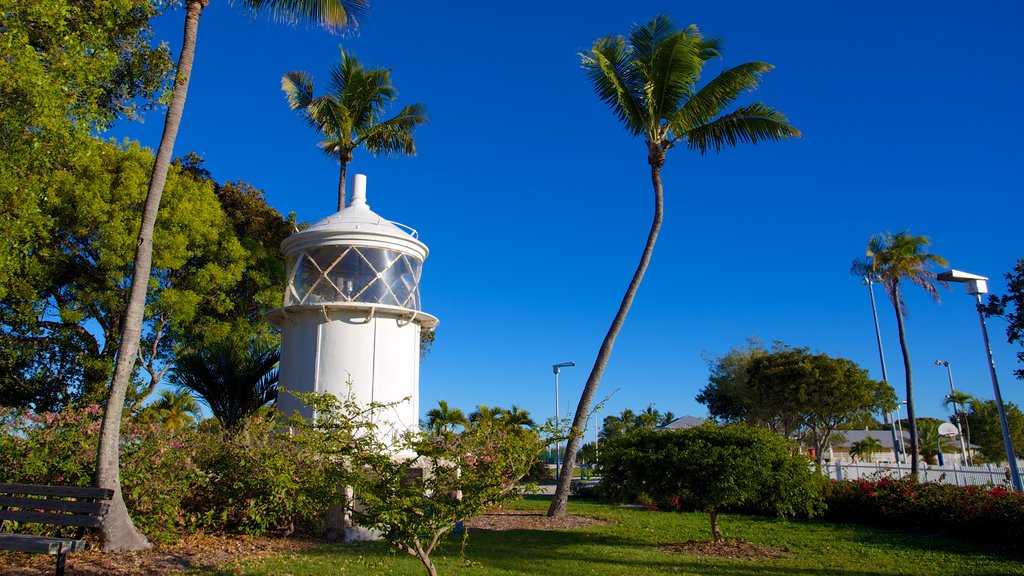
281 174 428 260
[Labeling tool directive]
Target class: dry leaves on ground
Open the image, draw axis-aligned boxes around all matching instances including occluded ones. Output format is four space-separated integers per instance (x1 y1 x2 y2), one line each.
659 539 791 560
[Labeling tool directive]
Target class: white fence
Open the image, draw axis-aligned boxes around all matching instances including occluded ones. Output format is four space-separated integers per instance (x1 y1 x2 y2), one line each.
820 461 1023 487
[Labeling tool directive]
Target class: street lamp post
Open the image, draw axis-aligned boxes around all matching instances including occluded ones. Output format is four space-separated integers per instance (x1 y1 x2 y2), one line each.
862 273 901 463
935 360 970 465
937 269 1022 491
552 362 575 481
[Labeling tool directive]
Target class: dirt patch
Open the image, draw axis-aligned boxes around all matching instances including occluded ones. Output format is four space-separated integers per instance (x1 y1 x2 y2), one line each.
659 539 791 560
1 533 320 576
465 510 611 532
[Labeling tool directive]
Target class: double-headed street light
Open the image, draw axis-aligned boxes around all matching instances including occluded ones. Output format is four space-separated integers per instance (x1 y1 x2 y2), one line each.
552 362 575 480
934 360 970 465
937 269 1022 491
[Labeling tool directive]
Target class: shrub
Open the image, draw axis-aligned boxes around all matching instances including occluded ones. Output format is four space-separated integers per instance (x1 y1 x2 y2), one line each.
822 478 1024 552
600 424 825 542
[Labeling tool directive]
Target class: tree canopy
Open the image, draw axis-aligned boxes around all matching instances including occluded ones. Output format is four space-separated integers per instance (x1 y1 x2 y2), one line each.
965 400 1024 460
696 341 896 463
982 258 1024 380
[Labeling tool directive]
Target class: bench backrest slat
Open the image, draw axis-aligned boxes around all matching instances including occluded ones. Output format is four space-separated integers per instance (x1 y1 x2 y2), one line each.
0 484 113 500
0 509 105 529
0 496 109 516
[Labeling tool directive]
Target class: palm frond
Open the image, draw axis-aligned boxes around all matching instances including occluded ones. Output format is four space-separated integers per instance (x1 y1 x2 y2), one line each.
281 70 315 111
683 102 800 155
644 25 706 133
360 103 427 155
581 36 646 136
673 62 774 132
234 0 368 32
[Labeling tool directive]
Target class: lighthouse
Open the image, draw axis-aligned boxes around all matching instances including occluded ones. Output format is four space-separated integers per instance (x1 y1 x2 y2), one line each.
267 174 438 443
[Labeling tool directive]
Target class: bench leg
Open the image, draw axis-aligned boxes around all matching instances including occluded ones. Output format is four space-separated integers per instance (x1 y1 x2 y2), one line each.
55 551 66 576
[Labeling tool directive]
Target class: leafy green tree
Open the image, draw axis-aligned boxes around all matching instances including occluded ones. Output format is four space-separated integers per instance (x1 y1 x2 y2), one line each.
745 346 895 465
169 340 279 430
553 15 799 517
981 258 1024 380
696 337 769 423
424 400 468 438
965 399 1024 461
97 0 366 552
0 140 247 411
282 48 427 210
601 425 824 542
0 0 172 289
864 231 947 478
600 408 637 440
849 437 884 462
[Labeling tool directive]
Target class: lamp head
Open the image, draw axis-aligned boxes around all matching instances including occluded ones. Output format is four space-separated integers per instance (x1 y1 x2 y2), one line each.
937 269 989 295
935 360 948 367
552 361 575 374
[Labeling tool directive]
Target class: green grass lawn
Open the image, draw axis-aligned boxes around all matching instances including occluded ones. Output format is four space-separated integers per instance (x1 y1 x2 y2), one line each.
195 496 1022 576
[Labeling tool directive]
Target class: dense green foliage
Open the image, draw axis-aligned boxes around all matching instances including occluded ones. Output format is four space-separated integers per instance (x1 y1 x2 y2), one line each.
696 341 895 462
0 0 172 297
599 425 825 541
823 478 1024 553
0 406 345 541
965 399 1024 460
0 141 292 411
982 258 1024 380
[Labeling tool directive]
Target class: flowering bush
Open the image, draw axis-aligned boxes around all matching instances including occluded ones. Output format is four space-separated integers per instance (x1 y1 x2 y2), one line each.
0 405 344 541
822 478 1024 552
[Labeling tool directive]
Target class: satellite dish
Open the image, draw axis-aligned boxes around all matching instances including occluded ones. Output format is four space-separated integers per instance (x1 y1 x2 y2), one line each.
938 422 960 437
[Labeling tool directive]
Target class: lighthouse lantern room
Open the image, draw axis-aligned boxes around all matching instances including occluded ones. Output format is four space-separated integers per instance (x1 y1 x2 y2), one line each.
267 174 437 442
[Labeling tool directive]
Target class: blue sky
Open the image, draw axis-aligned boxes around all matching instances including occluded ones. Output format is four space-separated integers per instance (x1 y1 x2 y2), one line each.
110 1 1024 434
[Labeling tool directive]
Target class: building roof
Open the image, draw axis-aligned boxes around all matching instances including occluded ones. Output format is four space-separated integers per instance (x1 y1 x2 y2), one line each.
661 415 707 430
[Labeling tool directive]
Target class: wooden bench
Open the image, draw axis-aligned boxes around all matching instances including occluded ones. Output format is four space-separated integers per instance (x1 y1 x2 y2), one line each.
0 483 114 576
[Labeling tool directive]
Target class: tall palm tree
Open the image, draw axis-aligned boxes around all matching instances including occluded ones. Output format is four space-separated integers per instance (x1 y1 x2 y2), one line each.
659 411 677 427
549 15 799 517
865 231 947 478
96 0 366 551
169 341 280 431
636 403 661 427
282 48 427 211
945 390 976 464
424 399 468 437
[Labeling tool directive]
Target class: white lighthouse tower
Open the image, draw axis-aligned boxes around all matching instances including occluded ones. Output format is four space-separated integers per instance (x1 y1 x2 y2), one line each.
267 174 437 442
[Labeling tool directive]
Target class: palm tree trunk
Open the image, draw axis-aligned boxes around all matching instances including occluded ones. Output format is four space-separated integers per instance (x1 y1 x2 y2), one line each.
337 160 349 211
547 155 664 517
95 0 207 551
892 288 920 479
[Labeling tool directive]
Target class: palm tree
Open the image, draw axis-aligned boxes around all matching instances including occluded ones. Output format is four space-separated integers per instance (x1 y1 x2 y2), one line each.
148 389 202 431
945 390 976 464
169 341 280 431
502 405 537 429
637 404 661 427
849 436 884 462
424 400 468 437
917 423 958 465
282 48 427 211
95 0 366 551
659 411 677 427
550 15 799 517
865 231 947 478
469 404 504 426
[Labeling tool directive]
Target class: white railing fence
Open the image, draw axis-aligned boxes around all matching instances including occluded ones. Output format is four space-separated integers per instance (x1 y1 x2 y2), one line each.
820 460 1023 487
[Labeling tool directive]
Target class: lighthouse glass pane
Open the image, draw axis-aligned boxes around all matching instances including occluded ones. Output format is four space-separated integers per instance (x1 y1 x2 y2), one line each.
286 245 423 310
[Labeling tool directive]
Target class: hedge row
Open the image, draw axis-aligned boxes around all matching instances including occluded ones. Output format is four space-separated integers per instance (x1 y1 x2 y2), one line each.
822 477 1024 553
